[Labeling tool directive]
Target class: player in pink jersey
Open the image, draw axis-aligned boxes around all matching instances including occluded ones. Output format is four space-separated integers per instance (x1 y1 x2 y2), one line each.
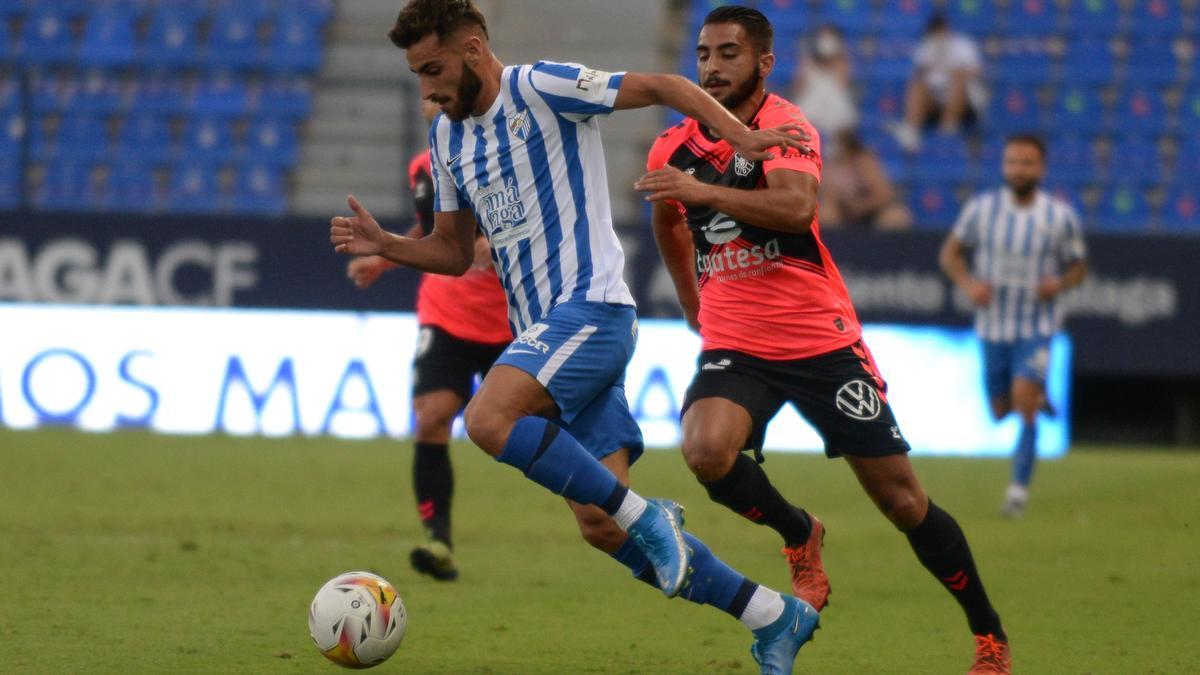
348 101 511 581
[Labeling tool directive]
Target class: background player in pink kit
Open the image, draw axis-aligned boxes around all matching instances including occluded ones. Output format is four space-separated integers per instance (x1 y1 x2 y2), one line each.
638 7 1011 673
348 102 511 580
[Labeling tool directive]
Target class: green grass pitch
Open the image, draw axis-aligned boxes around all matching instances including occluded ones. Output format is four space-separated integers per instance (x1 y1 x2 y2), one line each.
1 429 1197 674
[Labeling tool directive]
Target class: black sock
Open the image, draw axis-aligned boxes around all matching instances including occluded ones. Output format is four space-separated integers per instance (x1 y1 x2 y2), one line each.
413 442 453 548
702 453 813 548
905 500 1006 640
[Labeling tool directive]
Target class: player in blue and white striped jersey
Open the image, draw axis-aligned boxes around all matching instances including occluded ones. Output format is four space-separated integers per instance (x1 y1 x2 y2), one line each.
940 134 1088 517
329 1 819 670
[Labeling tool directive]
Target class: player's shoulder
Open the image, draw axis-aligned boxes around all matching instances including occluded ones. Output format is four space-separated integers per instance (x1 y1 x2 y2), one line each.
756 94 811 126
647 119 696 168
1045 192 1081 220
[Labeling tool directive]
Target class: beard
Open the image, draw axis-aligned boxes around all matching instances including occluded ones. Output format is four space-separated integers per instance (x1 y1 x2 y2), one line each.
443 61 484 121
1007 177 1039 200
705 72 763 110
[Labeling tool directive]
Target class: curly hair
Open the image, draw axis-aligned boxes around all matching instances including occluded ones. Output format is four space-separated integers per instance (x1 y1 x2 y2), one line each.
389 0 489 49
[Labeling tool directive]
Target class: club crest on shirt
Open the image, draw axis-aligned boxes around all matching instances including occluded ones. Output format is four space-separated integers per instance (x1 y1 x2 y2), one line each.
733 153 754 177
508 109 531 142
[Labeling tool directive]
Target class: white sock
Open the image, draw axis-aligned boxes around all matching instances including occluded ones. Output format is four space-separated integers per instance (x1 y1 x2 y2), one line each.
611 490 648 531
739 586 785 631
1005 483 1029 503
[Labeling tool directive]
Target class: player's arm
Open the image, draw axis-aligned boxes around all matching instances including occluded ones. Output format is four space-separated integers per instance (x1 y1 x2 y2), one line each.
346 223 422 289
939 232 992 307
1037 259 1088 300
650 200 701 332
614 73 811 161
330 196 475 276
636 164 818 234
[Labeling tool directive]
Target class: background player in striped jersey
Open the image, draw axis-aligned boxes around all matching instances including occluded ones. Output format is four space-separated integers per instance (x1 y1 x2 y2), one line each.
638 7 1010 673
330 1 820 671
940 135 1088 518
347 100 511 581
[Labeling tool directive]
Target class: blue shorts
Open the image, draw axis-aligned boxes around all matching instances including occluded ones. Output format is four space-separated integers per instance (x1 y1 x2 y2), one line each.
495 302 644 464
982 337 1052 400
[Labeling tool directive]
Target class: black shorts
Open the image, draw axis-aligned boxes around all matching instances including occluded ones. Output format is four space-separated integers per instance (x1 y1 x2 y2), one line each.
412 325 508 400
680 340 911 460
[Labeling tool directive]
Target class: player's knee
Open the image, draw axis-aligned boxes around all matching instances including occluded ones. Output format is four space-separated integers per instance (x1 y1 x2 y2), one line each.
681 434 739 482
575 508 622 552
463 398 510 456
413 400 457 439
880 488 927 530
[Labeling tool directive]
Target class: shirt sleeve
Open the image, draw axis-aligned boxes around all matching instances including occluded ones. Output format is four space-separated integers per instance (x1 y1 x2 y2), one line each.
528 61 625 123
952 196 982 247
429 119 470 213
951 35 982 70
1057 203 1087 264
757 103 822 180
645 128 686 215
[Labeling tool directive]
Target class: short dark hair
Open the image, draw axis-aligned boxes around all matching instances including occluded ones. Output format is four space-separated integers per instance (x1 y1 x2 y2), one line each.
389 0 489 49
703 5 774 54
1005 133 1047 159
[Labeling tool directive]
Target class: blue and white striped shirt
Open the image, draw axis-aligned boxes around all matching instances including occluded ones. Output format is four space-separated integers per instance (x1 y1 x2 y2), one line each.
428 61 636 334
952 188 1087 342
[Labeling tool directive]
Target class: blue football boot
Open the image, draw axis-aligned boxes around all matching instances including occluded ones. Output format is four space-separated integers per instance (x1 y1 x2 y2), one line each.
749 595 820 674
625 498 689 597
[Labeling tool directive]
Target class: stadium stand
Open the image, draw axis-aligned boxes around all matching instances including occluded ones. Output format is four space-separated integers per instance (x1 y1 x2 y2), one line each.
0 0 331 216
684 0 1200 232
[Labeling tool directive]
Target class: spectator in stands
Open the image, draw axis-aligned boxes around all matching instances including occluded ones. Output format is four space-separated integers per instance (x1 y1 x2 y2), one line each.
819 130 913 230
792 25 857 153
890 13 986 153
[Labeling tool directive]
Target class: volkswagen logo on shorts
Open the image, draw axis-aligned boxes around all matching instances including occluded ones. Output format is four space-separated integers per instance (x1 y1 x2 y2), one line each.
835 380 881 421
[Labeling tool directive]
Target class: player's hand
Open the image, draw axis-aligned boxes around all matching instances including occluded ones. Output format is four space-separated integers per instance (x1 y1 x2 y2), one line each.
966 279 993 307
634 166 710 205
347 256 391 289
1036 276 1064 301
729 124 813 162
330 195 386 257
470 234 493 272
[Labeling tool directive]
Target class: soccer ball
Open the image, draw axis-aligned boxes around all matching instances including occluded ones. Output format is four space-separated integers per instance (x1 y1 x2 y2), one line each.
308 571 407 669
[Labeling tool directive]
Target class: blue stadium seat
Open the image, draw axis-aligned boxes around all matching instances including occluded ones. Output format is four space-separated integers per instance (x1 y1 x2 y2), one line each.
184 117 236 163
142 7 203 67
1176 88 1200 133
193 76 251 116
1111 135 1165 184
1160 184 1199 231
1095 185 1151 231
1127 0 1183 37
875 0 935 38
78 8 138 66
987 87 1041 132
909 183 961 228
1115 88 1168 133
860 82 906 127
0 12 12 61
990 51 1053 85
19 9 77 65
106 163 158 212
165 164 220 213
912 135 971 182
758 1 809 38
33 162 92 211
229 165 286 215
261 80 313 118
945 0 1002 36
1009 0 1060 36
207 8 263 69
0 74 18 111
1063 0 1123 36
860 41 914 85
1045 136 1104 185
244 117 299 167
0 160 19 210
1174 137 1200 180
268 10 326 72
132 77 188 115
55 115 112 161
1048 85 1107 134
1063 41 1116 84
1125 42 1180 85
817 0 877 37
72 73 125 113
118 114 173 162
0 108 22 159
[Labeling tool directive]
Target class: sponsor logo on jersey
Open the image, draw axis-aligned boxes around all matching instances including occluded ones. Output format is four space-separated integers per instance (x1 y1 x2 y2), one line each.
695 238 781 276
733 153 755 177
479 177 530 246
510 322 552 354
701 212 742 245
835 379 882 421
